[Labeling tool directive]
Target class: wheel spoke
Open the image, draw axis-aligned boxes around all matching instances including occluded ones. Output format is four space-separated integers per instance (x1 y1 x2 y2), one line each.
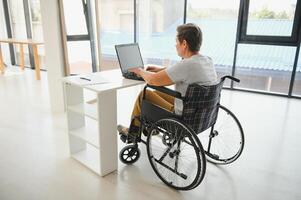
147 118 205 189
205 106 244 164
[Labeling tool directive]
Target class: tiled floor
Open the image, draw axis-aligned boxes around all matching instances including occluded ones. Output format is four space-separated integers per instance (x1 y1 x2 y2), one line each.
0 66 300 200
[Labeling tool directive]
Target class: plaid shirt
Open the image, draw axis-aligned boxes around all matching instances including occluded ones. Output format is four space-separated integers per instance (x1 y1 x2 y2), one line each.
181 81 223 134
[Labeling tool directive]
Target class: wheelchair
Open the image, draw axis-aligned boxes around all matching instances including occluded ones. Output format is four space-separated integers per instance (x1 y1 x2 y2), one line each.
118 76 244 190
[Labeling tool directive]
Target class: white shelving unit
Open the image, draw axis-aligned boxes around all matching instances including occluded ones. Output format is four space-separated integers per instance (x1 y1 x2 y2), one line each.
62 69 144 176
64 83 101 174
68 103 98 120
69 117 99 148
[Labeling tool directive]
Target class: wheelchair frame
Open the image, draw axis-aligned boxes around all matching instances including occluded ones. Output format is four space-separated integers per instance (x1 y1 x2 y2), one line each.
119 76 245 190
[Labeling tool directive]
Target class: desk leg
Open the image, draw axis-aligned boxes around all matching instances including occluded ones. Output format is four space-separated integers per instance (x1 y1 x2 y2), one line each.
0 44 4 74
19 44 24 71
32 44 41 80
97 90 118 176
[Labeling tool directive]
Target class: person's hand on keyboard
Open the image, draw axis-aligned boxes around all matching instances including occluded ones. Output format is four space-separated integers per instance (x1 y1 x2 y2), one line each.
129 68 142 76
145 65 165 72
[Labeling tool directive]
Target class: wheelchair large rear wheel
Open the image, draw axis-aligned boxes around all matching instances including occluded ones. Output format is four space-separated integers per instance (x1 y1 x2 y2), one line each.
146 118 206 190
200 105 244 165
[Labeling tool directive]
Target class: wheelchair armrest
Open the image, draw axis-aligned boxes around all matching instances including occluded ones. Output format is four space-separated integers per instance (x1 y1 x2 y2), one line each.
221 76 240 83
144 84 183 100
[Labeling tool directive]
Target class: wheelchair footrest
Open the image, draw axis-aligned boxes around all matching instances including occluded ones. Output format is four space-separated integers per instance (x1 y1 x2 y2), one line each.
120 134 127 143
119 133 137 144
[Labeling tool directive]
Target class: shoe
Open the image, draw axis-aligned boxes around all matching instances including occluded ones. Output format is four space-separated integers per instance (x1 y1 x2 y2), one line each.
117 125 129 135
118 125 131 143
117 124 140 143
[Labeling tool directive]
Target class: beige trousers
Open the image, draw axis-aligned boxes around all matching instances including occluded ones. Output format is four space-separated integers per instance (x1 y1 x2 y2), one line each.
131 90 175 126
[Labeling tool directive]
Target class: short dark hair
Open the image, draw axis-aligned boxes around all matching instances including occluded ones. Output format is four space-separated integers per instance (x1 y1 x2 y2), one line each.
176 23 202 52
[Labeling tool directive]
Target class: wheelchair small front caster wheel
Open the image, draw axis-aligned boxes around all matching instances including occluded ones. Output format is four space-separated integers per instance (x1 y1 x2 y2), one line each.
119 145 141 164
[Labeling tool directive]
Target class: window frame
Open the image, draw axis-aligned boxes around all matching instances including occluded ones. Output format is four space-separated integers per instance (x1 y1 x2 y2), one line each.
232 0 301 97
59 0 97 75
2 0 16 65
1 0 301 99
238 0 301 46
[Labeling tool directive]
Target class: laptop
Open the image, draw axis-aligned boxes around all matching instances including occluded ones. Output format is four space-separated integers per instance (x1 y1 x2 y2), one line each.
115 43 144 81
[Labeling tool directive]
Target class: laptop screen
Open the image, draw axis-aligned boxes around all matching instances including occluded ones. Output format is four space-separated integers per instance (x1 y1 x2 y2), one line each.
115 43 144 72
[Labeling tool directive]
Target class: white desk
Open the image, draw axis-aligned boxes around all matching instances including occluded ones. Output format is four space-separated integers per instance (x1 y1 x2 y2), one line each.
62 69 144 176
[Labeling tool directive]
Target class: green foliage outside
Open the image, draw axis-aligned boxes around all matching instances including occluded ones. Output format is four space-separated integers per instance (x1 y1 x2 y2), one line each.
251 7 290 19
188 6 293 20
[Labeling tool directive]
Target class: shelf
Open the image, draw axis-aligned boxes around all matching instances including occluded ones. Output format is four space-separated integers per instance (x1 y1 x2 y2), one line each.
72 144 100 175
68 102 98 120
69 118 99 148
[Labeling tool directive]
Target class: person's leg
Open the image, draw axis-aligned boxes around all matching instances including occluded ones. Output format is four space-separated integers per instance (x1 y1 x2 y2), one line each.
118 89 175 136
131 90 174 127
154 90 175 105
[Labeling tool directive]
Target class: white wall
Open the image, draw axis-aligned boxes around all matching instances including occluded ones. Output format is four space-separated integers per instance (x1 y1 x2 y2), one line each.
40 0 65 113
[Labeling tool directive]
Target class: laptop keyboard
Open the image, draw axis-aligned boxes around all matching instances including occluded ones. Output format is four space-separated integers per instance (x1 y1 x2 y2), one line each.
123 72 144 81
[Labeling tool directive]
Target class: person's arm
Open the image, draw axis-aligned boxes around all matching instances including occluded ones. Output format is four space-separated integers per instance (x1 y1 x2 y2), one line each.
145 65 166 72
130 68 173 86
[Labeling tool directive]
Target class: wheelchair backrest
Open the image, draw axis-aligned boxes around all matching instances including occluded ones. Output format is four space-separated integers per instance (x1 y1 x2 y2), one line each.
182 80 224 134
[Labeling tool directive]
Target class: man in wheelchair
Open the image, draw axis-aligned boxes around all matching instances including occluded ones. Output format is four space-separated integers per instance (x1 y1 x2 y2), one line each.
117 23 244 191
117 23 218 139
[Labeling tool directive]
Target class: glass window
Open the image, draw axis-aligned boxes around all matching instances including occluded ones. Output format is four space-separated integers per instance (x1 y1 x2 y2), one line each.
0 0 11 65
138 0 184 67
0 1 6 36
62 0 88 35
60 0 95 74
9 0 27 39
292 49 301 96
246 0 297 36
9 0 30 66
29 0 45 69
99 0 134 70
67 41 93 74
187 0 240 83
234 44 296 94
